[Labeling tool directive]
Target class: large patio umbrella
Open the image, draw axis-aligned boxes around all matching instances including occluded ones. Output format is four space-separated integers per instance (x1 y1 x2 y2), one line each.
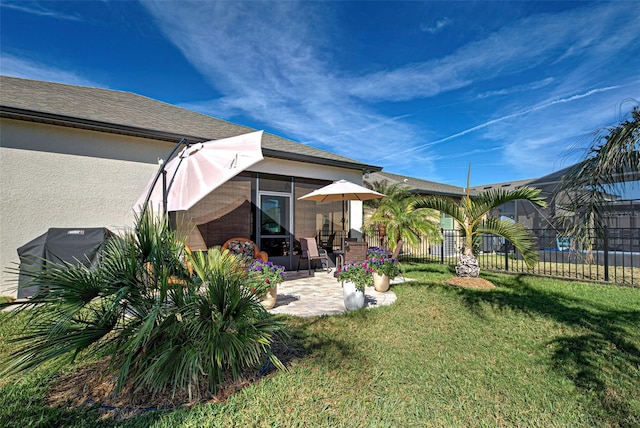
298 179 385 251
134 131 263 213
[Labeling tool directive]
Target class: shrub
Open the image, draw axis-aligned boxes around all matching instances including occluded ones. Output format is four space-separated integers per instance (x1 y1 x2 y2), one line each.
0 211 285 401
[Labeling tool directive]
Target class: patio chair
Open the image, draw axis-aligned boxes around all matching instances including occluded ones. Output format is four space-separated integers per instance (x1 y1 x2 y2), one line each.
556 237 572 252
319 232 336 252
222 237 268 263
297 237 332 275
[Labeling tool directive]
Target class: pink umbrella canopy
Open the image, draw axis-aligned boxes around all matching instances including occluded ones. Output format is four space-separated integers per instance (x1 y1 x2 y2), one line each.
134 131 263 212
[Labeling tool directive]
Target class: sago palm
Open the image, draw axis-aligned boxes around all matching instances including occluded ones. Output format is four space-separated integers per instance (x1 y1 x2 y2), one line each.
1 211 284 401
364 180 440 249
413 171 547 276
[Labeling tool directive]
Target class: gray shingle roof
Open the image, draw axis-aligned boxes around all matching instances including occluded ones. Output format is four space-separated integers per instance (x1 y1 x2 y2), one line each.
469 178 535 193
0 76 380 171
365 171 467 197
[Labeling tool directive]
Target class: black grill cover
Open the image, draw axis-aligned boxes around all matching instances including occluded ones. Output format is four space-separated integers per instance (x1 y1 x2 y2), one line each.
17 228 113 298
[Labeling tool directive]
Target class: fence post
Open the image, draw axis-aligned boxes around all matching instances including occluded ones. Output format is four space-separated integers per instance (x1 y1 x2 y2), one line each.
505 240 509 271
440 228 444 264
603 225 609 282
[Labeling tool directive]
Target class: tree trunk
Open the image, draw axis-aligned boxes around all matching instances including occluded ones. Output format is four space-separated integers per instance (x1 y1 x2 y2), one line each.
378 224 386 249
456 254 480 277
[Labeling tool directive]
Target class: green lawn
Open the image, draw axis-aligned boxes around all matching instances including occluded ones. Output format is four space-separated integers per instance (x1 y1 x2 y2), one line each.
1 264 639 427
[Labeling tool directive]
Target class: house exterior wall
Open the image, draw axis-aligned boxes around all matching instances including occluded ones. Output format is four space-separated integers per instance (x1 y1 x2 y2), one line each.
0 119 165 294
0 118 366 296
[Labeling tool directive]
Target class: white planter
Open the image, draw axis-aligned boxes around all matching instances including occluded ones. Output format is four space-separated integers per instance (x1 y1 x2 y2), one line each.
342 280 365 311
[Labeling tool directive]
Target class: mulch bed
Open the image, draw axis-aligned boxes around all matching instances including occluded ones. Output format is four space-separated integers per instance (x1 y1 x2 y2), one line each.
445 276 496 290
46 338 304 421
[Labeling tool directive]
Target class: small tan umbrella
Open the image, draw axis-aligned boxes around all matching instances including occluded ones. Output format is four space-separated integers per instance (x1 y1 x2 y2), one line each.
298 179 385 251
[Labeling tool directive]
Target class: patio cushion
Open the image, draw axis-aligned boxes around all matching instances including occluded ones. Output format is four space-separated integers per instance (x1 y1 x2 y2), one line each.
228 240 255 260
222 237 268 263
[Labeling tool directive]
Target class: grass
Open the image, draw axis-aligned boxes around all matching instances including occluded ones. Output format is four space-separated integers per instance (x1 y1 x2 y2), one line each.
0 296 15 304
1 263 639 427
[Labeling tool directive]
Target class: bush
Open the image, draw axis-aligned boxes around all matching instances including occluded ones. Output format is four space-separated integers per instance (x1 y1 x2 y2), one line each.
0 211 285 401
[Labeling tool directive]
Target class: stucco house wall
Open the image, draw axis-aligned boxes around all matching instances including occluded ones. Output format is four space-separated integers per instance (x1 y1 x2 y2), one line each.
0 77 379 296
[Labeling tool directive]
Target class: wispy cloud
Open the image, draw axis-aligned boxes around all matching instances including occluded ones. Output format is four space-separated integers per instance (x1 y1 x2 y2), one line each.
140 1 639 182
384 83 629 161
0 1 82 21
476 78 555 99
0 55 104 88
420 17 452 34
142 1 429 166
347 4 640 102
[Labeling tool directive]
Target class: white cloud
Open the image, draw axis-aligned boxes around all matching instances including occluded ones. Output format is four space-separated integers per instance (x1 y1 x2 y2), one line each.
493 86 640 176
0 55 104 88
379 83 632 162
140 1 640 181
476 78 555 99
0 1 82 21
347 3 640 102
420 17 452 34
141 0 432 170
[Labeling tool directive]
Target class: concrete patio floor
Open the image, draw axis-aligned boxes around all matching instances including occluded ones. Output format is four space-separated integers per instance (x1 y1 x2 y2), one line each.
268 271 405 317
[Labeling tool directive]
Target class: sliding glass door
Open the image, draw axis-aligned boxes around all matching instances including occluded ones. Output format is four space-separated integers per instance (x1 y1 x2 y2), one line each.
258 192 292 264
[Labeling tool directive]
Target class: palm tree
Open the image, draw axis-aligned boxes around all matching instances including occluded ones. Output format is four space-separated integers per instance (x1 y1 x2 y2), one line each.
412 169 547 277
364 179 441 250
553 106 639 240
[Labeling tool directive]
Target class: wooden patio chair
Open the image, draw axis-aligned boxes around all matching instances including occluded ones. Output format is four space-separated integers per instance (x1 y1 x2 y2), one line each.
297 237 332 275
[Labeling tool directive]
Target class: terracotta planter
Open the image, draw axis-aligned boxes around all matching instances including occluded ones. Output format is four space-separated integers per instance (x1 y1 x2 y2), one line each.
373 272 390 292
260 285 278 309
342 281 365 310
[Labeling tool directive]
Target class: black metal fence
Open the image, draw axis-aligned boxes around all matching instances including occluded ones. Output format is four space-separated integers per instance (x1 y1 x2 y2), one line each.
364 228 640 287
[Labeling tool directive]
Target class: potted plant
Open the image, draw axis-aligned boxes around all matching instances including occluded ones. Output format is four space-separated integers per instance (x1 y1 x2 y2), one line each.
366 247 401 292
245 260 286 309
336 261 373 310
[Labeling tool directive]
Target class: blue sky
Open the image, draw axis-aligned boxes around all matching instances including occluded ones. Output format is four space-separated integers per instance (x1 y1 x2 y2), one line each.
1 1 639 188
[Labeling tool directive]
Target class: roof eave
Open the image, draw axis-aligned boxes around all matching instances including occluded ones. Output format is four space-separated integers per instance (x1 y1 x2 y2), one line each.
1 106 381 172
262 148 381 172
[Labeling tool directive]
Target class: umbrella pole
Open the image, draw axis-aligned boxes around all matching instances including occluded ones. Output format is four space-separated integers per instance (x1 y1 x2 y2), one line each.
140 138 188 219
162 169 168 216
341 199 346 252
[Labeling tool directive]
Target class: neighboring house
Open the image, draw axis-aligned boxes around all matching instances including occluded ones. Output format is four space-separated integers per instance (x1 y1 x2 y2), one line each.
0 76 381 295
474 167 639 251
469 178 538 226
366 171 467 199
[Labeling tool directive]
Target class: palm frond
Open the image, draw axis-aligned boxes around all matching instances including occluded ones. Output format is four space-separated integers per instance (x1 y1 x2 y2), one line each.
553 106 639 240
1 213 285 400
477 218 539 267
469 186 546 221
413 196 466 226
